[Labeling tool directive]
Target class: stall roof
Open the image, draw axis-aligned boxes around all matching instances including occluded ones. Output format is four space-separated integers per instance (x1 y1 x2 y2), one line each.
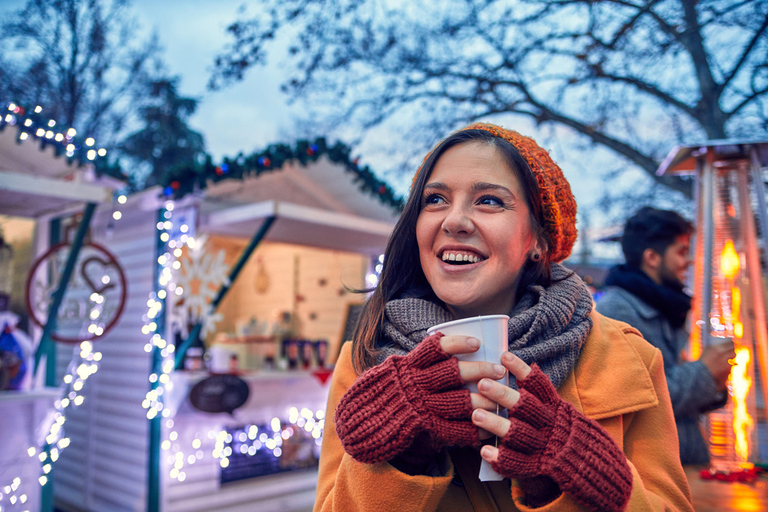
657 139 768 176
0 127 119 218
198 156 401 256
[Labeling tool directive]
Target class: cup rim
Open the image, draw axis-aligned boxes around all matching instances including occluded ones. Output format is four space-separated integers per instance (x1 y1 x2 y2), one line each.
427 314 510 335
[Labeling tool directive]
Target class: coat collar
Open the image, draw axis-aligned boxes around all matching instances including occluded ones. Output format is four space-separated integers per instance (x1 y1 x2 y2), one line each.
608 286 661 320
558 310 659 420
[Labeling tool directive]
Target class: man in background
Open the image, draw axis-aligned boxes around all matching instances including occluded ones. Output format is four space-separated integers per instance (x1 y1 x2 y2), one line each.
596 206 734 464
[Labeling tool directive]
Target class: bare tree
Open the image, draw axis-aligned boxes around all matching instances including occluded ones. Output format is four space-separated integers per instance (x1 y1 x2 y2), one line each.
209 0 768 198
0 0 160 144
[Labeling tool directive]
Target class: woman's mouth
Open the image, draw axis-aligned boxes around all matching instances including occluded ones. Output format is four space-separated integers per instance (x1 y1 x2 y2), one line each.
440 250 485 265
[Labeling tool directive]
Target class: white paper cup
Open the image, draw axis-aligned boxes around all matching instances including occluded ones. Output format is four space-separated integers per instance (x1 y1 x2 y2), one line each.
427 314 509 481
427 314 509 393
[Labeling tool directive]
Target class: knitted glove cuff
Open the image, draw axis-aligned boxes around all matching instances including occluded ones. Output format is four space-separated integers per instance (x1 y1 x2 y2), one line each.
335 334 477 464
542 408 633 512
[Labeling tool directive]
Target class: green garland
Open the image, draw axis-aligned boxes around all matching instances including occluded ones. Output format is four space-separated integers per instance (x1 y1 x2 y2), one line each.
0 101 126 181
160 137 405 211
1 101 403 210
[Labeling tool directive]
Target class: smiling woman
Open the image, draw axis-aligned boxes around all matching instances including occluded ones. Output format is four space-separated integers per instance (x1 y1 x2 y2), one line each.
314 123 695 512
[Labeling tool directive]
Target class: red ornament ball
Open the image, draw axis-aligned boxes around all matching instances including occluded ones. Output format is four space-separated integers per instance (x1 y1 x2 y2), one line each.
171 181 180 190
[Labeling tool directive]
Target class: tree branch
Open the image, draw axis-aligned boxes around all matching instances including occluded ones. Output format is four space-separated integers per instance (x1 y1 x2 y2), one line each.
727 84 768 117
593 72 695 117
722 14 768 89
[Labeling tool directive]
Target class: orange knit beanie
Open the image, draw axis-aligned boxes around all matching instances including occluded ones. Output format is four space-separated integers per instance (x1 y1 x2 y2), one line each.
414 122 577 263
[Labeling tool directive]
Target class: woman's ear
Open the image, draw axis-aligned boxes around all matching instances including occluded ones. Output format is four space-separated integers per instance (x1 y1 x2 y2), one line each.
530 238 546 261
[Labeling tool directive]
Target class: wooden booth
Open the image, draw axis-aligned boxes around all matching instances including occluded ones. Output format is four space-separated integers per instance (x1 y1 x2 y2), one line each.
0 103 121 512
39 142 400 512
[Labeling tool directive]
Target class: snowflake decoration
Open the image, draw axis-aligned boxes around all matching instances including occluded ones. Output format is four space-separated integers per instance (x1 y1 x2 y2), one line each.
168 235 230 339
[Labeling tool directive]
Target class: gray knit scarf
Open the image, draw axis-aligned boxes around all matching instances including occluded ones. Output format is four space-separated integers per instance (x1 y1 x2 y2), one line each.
376 263 594 389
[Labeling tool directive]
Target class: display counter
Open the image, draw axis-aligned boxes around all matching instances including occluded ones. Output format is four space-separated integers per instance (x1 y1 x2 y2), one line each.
160 369 332 512
0 388 60 512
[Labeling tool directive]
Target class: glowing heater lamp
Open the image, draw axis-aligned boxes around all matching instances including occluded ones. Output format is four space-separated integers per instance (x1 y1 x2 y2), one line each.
658 140 768 473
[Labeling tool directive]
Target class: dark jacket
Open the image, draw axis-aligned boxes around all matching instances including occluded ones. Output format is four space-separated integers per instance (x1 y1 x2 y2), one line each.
596 285 726 464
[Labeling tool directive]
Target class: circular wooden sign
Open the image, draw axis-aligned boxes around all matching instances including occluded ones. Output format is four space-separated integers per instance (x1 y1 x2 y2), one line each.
25 242 127 342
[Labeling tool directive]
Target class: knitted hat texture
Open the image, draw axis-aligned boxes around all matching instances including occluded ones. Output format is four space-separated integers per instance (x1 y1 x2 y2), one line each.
415 123 578 263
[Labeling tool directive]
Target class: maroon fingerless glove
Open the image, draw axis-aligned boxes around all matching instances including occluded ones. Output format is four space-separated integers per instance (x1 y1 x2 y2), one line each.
492 364 633 512
334 333 479 467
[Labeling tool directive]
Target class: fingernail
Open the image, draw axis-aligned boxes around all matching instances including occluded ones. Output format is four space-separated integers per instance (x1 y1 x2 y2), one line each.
502 352 515 362
467 337 480 348
474 409 487 421
478 379 491 392
480 446 492 458
493 364 505 375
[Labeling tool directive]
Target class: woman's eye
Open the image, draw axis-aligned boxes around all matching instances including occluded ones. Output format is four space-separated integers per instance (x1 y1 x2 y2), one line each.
478 195 504 207
422 193 445 206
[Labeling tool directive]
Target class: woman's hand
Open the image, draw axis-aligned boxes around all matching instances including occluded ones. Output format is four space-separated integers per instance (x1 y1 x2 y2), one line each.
469 352 634 512
335 332 483 467
438 335 510 439
468 351 531 452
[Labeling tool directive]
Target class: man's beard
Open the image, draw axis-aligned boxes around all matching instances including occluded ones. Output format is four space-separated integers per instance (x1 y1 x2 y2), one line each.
659 265 685 292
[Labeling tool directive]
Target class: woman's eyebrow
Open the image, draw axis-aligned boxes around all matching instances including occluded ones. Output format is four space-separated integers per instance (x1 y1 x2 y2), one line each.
473 182 516 197
424 182 515 195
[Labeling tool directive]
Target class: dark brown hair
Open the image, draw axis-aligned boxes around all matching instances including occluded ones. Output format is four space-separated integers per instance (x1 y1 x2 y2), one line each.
621 206 693 267
351 129 551 373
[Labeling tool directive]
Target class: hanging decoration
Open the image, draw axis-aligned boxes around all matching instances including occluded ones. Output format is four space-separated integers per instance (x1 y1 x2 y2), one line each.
158 137 404 210
254 256 270 295
167 234 230 341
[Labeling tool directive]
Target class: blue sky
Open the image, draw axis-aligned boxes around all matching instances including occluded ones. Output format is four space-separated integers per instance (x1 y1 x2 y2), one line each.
1 0 634 261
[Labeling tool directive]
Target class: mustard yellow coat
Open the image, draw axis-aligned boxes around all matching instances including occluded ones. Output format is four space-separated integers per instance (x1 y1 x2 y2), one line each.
314 310 694 511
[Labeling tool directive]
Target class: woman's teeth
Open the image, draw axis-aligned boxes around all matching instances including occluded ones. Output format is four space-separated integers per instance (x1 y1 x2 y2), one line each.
442 252 480 263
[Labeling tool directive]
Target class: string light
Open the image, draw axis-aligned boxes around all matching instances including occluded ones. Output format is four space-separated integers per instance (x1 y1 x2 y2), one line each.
160 407 325 482
0 102 110 169
142 201 193 421
1 338 101 503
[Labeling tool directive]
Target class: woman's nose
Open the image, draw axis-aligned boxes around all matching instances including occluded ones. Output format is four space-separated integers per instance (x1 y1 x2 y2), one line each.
442 205 475 235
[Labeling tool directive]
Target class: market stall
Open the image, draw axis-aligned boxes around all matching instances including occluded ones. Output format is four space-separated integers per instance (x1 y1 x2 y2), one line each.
0 103 120 512
42 140 401 512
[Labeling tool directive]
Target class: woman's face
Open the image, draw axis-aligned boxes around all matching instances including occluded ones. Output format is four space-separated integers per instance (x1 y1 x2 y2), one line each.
416 141 540 318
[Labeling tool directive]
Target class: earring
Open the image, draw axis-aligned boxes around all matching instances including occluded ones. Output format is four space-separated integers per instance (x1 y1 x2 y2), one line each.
531 253 540 261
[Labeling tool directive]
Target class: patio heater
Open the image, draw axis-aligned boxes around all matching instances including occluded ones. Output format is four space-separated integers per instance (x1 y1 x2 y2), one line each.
658 139 768 473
